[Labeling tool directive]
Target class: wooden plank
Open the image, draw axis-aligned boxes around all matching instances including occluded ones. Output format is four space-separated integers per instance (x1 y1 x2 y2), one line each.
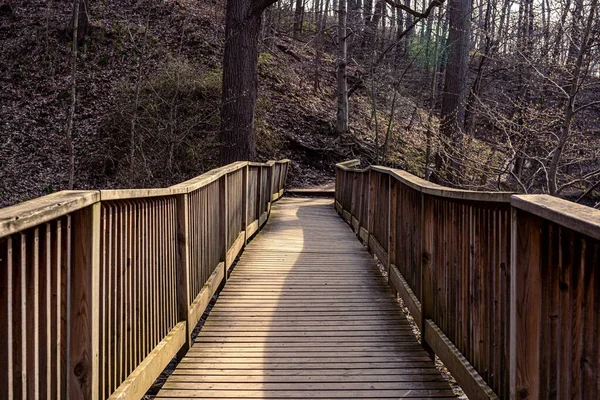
155 388 455 398
160 381 454 390
109 322 186 400
221 174 229 276
259 211 268 228
159 198 454 399
509 208 542 399
226 231 245 270
359 227 369 244
420 193 435 358
99 188 186 201
512 194 600 240
286 189 335 197
389 264 422 323
242 165 249 244
169 368 442 376
69 202 100 400
424 320 498 400
165 374 445 382
170 161 248 193
0 191 99 238
368 235 388 267
187 262 225 336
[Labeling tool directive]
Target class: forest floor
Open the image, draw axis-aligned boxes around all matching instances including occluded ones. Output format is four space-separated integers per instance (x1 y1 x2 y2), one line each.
0 0 430 207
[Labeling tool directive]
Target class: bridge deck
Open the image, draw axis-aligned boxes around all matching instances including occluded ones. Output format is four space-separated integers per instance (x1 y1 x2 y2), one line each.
157 197 456 399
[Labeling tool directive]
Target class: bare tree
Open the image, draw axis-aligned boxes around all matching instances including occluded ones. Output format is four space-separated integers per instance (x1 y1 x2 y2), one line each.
65 0 81 189
220 0 280 162
435 0 471 183
336 0 350 134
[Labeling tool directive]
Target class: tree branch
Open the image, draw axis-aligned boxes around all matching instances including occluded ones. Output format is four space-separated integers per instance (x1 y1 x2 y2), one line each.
574 100 600 114
383 0 444 18
250 0 279 18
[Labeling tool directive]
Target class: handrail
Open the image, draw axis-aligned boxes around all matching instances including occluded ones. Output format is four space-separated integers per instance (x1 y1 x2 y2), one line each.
0 159 290 400
335 160 600 400
512 193 600 240
0 190 100 237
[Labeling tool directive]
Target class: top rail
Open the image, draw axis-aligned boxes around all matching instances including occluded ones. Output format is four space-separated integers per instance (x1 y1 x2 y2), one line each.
0 159 290 400
335 160 600 400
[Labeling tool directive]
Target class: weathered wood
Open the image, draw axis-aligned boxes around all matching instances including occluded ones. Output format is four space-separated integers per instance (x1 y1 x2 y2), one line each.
242 165 249 244
246 220 259 239
100 188 187 201
420 194 435 359
0 191 99 238
175 194 191 356
225 232 245 270
389 264 422 323
69 203 100 400
220 174 229 275
509 208 542 400
0 159 290 400
512 194 600 240
424 320 498 400
335 160 514 397
286 188 335 197
158 198 454 399
109 322 186 400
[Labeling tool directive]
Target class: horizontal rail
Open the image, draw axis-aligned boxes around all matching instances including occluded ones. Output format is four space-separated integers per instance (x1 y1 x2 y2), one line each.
335 160 600 400
0 159 290 399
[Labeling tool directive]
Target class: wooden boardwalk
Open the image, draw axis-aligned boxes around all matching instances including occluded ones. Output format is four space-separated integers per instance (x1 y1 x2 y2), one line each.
156 197 456 399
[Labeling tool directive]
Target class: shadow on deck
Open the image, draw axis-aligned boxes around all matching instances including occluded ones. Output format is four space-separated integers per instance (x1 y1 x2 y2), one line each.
156 197 456 399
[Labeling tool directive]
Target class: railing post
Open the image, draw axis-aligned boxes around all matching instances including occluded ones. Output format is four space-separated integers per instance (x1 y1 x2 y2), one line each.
220 173 229 278
367 169 375 247
282 161 289 189
257 166 263 221
350 171 356 223
388 176 397 276
267 163 274 212
242 164 249 244
509 207 542 399
175 193 191 358
420 193 435 359
278 163 285 197
69 202 100 400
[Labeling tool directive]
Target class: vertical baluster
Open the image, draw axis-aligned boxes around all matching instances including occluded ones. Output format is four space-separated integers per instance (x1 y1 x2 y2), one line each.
20 232 28 398
6 237 14 399
54 219 62 399
105 206 113 397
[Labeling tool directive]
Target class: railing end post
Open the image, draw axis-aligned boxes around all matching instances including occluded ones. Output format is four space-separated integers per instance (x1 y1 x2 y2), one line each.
175 193 192 356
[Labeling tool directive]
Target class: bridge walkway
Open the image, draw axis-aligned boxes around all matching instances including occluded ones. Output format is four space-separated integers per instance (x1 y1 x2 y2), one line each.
156 197 456 399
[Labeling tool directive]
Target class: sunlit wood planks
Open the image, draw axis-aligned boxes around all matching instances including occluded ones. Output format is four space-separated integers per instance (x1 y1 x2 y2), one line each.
157 198 455 399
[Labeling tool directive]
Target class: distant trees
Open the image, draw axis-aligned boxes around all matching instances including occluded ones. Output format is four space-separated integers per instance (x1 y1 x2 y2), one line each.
221 0 600 201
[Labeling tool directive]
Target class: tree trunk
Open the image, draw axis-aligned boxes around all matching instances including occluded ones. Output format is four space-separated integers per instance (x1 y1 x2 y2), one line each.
436 0 471 183
394 9 404 61
314 0 328 91
66 0 80 189
221 0 263 162
403 0 413 55
336 0 349 134
293 0 304 37
362 0 383 52
364 0 373 23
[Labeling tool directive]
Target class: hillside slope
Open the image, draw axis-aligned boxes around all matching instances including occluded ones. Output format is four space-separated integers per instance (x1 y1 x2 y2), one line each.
2 0 426 207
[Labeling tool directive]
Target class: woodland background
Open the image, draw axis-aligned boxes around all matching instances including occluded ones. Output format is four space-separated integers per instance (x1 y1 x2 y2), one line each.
1 0 599 207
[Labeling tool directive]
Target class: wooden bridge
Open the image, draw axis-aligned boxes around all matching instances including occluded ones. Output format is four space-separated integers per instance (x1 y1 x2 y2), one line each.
1 159 599 399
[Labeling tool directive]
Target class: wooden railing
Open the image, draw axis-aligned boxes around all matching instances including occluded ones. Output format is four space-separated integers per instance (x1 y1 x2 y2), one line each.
0 159 290 400
335 160 600 400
